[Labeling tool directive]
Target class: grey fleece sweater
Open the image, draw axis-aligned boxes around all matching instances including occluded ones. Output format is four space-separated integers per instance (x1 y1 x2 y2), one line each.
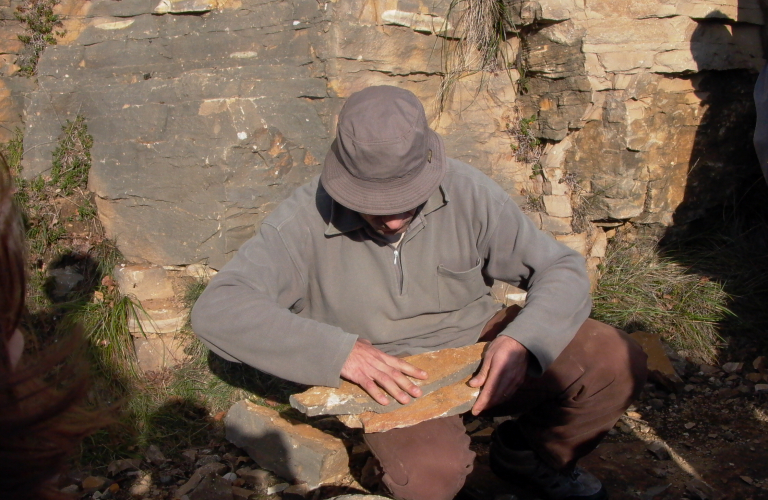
191 159 592 388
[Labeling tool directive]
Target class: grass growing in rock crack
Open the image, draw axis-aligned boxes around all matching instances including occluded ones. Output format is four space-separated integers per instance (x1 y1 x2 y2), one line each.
14 0 65 76
437 0 520 112
506 111 542 165
51 115 93 194
592 231 731 364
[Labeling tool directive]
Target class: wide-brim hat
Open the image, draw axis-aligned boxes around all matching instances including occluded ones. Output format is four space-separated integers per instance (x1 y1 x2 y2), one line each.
321 86 446 215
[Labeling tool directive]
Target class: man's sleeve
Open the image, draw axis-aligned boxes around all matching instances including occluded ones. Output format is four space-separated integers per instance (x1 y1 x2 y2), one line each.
483 199 592 376
190 223 358 387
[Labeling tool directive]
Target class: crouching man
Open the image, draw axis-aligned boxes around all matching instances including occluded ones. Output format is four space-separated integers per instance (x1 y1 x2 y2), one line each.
191 86 647 500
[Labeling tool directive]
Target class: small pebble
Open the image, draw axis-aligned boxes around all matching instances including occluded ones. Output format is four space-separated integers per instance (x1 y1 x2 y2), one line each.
267 483 290 495
647 442 671 461
464 420 482 433
195 455 221 467
647 467 667 478
722 362 743 374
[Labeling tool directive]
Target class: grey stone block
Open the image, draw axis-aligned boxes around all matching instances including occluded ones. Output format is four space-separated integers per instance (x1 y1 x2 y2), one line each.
225 400 348 489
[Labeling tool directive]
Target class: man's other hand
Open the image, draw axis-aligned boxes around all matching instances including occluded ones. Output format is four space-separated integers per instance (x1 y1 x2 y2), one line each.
341 340 429 406
469 335 529 415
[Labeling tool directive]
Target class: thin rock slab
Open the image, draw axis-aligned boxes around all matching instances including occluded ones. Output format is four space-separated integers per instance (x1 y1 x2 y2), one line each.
337 374 480 433
290 343 486 416
629 331 684 392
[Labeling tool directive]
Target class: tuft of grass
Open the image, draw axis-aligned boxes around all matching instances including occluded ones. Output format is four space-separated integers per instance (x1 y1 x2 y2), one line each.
521 193 544 213
51 116 93 195
592 233 731 364
183 276 208 310
563 172 602 234
506 112 542 166
658 177 768 354
1 127 24 173
63 284 144 383
437 0 519 112
14 0 65 76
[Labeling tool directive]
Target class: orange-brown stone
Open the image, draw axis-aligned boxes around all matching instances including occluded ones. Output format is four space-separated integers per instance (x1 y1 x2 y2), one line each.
629 331 683 392
354 373 480 433
290 343 486 416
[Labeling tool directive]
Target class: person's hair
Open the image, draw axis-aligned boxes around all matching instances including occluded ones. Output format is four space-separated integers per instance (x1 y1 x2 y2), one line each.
0 155 108 500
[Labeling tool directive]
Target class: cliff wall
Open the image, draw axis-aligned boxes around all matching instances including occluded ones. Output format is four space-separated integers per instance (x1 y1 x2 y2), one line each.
4 0 764 268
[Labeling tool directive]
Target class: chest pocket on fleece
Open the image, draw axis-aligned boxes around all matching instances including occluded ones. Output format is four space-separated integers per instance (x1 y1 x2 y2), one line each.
436 261 487 312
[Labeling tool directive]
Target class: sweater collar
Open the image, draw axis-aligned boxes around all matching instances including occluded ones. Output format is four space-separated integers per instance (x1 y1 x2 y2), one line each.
325 185 448 236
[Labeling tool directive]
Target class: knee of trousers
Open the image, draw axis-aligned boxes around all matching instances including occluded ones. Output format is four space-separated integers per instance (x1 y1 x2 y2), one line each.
577 319 649 403
381 450 475 500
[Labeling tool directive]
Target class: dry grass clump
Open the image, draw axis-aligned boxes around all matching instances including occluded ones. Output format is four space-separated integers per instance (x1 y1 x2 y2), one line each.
658 179 768 353
505 110 542 165
450 0 508 72
437 0 518 111
592 233 731 364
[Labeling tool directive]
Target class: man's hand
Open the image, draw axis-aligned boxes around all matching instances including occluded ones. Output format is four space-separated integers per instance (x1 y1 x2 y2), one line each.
469 335 529 415
341 339 429 406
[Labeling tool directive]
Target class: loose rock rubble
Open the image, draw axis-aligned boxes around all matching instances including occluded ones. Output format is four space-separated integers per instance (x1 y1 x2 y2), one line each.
58 338 768 500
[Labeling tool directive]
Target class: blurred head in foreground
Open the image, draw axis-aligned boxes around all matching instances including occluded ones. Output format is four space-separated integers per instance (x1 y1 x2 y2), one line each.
0 155 106 500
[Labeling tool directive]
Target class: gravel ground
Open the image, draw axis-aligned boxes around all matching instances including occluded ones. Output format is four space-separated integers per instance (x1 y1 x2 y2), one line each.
60 352 768 500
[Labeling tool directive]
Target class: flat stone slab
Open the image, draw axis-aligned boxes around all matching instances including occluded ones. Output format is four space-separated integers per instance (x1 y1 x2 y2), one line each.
134 335 190 372
225 400 348 489
115 264 175 302
289 343 486 416
338 373 480 433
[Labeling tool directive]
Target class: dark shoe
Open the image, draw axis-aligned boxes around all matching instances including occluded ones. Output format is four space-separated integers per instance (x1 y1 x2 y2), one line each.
490 421 608 500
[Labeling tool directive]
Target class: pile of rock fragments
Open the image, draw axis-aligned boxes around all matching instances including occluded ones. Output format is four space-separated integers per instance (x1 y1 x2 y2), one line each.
57 338 768 500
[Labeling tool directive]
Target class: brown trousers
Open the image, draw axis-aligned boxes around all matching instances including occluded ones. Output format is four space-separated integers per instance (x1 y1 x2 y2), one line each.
364 308 648 500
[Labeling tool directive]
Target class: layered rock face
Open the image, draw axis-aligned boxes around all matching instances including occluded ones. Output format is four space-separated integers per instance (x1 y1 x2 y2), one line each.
512 0 764 227
14 0 765 267
0 0 36 143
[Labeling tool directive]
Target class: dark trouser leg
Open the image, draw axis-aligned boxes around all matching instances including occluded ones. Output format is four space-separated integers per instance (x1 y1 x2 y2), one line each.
363 415 475 500
364 312 648 499
486 316 648 470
